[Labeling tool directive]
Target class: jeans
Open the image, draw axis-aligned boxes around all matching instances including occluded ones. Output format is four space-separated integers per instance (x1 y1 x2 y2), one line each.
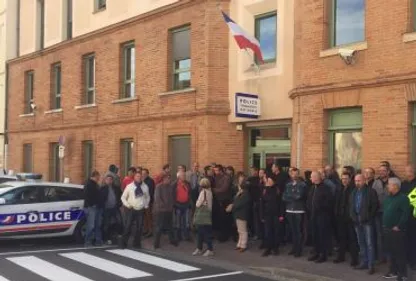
355 223 375 268
153 211 176 248
144 206 153 234
264 216 282 251
384 229 407 278
197 225 213 251
174 205 190 241
287 212 304 255
103 207 123 241
84 206 104 246
122 208 145 248
236 219 248 249
336 218 358 263
312 214 330 257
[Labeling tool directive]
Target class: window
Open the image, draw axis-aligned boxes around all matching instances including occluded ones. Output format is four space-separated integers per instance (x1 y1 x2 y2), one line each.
16 0 20 56
83 54 95 104
255 12 277 63
49 143 61 182
37 0 45 50
24 71 34 114
95 0 106 11
82 141 93 181
44 186 84 202
328 108 363 175
51 63 62 109
66 0 73 39
329 0 365 47
120 139 133 177
121 42 135 98
23 144 33 173
412 0 416 31
171 26 191 90
0 186 42 205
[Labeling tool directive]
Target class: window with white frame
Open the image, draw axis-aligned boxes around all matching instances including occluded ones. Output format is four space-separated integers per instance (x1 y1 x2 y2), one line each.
171 26 191 91
51 63 62 109
121 42 135 98
83 54 95 105
24 70 34 114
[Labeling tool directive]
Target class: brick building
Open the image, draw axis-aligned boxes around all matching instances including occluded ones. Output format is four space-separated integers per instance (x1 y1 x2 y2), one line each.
7 0 243 183
290 0 416 175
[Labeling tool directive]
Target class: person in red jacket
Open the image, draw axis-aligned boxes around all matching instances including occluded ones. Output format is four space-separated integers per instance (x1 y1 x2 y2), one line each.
122 167 137 191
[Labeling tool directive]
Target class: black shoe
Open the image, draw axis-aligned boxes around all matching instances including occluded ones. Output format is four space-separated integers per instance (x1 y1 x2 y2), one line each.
259 244 265 250
355 264 367 270
410 264 416 271
170 241 178 247
368 267 375 275
294 252 302 258
382 272 398 279
262 250 271 257
350 260 358 267
288 250 295 255
308 254 319 261
315 256 327 263
272 249 279 256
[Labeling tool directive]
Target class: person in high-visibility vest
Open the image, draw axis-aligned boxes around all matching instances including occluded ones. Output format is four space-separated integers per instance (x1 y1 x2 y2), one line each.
403 165 416 270
408 188 416 218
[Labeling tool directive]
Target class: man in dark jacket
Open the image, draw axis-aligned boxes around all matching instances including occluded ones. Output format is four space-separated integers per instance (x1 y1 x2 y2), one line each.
101 174 123 244
84 170 104 247
283 167 307 257
333 172 358 266
260 175 285 257
143 168 155 237
382 177 410 281
350 174 379 275
402 165 416 270
307 171 333 263
248 167 262 240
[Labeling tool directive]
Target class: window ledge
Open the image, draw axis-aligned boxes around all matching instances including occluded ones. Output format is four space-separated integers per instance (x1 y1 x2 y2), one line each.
112 97 138 104
158 87 196 97
403 32 416 43
19 113 34 118
244 61 277 73
74 104 97 110
319 41 368 58
45 108 63 114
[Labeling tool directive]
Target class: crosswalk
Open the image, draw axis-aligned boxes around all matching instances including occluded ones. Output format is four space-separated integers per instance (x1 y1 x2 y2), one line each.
0 247 223 281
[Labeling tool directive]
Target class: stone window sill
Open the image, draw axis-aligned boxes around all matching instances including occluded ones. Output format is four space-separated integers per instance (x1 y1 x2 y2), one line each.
403 32 416 43
112 97 138 104
244 61 277 73
319 41 368 58
158 87 196 97
19 113 34 118
93 7 106 14
45 108 63 114
74 104 97 110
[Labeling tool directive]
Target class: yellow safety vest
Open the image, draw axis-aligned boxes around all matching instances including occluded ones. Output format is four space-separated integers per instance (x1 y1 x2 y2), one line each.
408 187 416 218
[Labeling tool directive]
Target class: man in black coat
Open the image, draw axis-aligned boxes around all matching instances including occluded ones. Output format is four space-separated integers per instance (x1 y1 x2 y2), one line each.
307 171 334 263
101 174 123 244
84 170 104 247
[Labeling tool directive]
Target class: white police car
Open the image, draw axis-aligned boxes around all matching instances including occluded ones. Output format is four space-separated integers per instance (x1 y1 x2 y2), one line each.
0 181 85 242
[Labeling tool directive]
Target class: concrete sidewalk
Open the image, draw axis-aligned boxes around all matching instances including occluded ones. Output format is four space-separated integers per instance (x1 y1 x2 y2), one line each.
141 236 415 281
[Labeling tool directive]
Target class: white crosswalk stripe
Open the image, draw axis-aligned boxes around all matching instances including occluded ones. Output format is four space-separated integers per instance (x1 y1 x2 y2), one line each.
107 249 201 273
6 256 94 281
60 252 152 279
0 276 10 281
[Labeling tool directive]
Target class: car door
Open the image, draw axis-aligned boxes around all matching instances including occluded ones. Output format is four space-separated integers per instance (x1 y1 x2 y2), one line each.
0 186 44 238
41 186 84 237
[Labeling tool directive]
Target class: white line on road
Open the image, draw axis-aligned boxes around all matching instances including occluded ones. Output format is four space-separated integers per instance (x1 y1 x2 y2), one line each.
107 249 200 273
169 271 244 281
0 276 11 281
6 256 94 281
0 245 114 256
60 252 152 279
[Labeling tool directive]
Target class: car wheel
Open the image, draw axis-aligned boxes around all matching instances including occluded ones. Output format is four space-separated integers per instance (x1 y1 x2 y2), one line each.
73 219 86 244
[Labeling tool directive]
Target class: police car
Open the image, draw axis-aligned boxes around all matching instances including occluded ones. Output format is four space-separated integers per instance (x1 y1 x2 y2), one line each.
0 181 85 242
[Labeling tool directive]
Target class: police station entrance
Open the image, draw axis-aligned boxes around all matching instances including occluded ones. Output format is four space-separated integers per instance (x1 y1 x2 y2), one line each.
247 125 291 173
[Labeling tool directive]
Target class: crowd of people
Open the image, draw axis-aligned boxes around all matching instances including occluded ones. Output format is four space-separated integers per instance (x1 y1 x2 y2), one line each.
82 161 416 281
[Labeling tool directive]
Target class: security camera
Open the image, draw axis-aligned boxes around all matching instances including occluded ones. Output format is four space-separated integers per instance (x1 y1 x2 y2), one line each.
338 49 357 65
30 101 36 110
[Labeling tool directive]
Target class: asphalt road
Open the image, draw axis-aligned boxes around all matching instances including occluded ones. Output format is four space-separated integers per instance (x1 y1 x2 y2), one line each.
0 239 272 281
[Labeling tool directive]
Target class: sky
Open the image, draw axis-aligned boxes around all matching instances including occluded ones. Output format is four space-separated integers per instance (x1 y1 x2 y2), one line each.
335 0 365 46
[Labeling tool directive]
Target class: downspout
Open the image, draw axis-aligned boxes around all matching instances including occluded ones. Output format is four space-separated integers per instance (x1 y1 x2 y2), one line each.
4 62 9 172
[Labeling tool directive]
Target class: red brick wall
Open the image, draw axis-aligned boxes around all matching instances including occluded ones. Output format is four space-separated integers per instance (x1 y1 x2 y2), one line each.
7 0 244 183
291 0 416 175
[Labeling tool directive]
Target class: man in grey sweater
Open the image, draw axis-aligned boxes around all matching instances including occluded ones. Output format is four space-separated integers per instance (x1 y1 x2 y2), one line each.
153 174 178 249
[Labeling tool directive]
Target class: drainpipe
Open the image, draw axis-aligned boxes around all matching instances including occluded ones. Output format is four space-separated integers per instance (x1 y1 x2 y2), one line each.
4 62 9 172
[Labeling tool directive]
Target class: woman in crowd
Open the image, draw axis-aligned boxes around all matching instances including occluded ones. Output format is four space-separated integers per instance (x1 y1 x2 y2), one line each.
192 178 214 257
227 174 251 252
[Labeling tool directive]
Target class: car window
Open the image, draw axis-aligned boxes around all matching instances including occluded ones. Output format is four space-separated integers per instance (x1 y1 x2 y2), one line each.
0 186 42 205
44 186 84 202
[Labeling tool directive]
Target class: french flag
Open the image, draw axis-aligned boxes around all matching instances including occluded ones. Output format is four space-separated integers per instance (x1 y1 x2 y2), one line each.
221 11 264 64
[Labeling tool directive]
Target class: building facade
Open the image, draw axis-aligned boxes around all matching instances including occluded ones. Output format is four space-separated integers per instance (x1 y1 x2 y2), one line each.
291 0 416 175
228 0 294 172
7 0 242 183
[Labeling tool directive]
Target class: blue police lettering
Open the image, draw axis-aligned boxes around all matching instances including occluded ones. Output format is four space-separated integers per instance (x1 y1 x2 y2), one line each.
16 211 72 224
